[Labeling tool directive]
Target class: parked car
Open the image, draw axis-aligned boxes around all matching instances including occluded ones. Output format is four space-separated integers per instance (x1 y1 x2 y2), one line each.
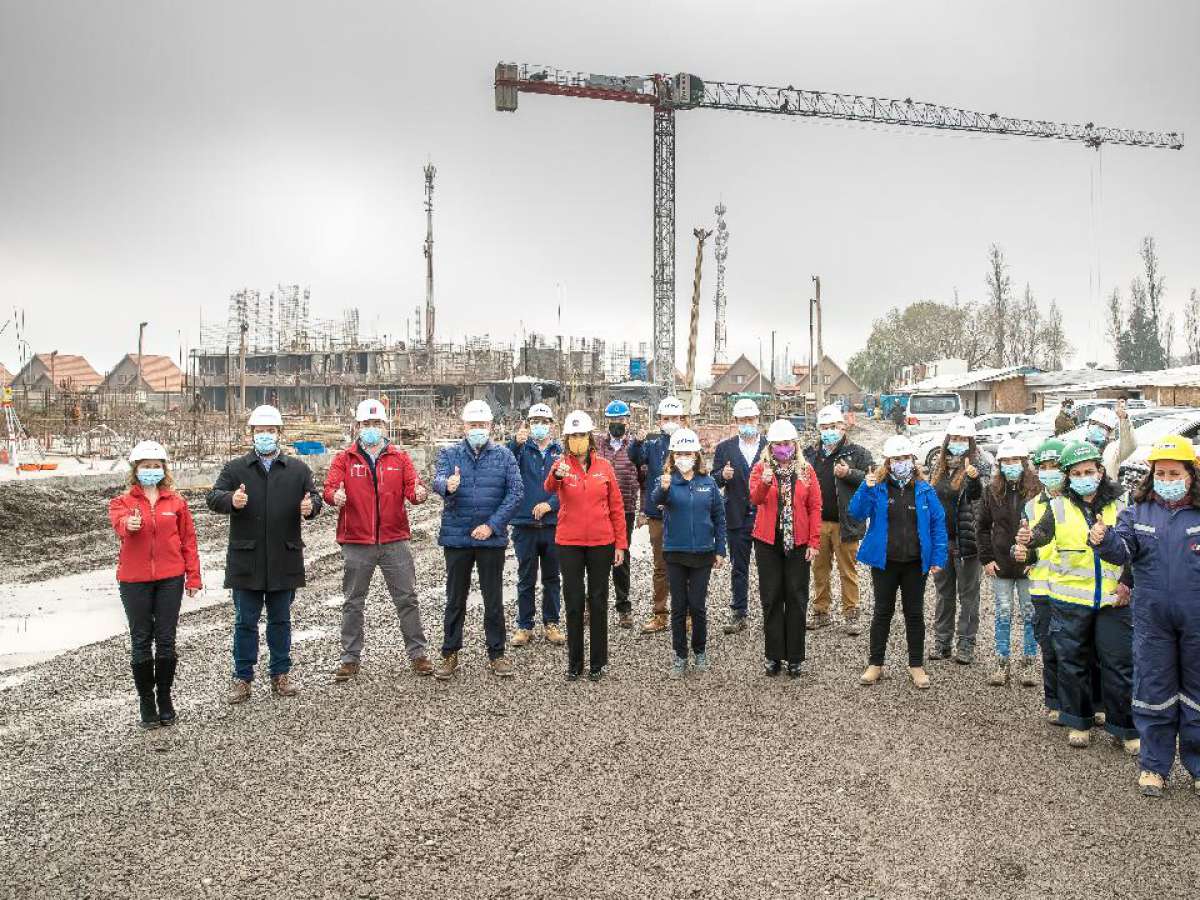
912 412 1043 468
904 392 963 435
1117 410 1200 490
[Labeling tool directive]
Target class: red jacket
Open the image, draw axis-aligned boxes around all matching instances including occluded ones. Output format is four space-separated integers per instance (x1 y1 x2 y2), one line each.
108 486 202 589
323 442 424 545
749 461 822 549
543 452 628 549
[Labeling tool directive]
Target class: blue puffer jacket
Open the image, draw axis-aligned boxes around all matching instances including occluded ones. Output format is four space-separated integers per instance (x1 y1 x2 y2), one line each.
650 471 728 556
433 439 523 548
848 477 948 574
631 433 671 518
506 437 561 526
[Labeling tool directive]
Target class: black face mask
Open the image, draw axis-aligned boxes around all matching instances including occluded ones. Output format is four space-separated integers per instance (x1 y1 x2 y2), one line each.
608 422 627 438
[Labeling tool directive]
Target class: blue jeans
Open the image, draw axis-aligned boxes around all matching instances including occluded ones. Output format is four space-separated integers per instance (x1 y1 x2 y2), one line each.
993 577 1037 659
727 525 753 617
1050 602 1136 738
232 589 295 681
511 525 561 629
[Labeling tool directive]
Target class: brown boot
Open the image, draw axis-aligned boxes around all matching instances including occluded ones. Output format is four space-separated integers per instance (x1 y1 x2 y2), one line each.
618 612 634 629
411 656 434 676
488 655 515 678
227 678 251 705
271 674 298 698
909 666 931 690
859 665 883 686
333 661 359 683
543 624 566 645
511 628 534 648
433 652 458 681
640 613 668 634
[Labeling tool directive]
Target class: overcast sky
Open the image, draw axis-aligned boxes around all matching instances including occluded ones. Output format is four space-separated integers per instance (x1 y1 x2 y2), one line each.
2 0 1197 379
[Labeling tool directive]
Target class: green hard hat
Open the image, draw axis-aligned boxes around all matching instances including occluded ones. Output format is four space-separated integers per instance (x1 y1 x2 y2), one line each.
1032 438 1066 465
1058 439 1102 470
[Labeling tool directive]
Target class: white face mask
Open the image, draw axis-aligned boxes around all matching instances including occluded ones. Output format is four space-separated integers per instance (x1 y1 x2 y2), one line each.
661 421 680 435
675 457 695 474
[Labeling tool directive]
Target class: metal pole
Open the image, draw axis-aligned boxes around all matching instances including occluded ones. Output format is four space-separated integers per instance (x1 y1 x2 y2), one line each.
685 227 711 414
812 275 825 408
239 321 248 414
136 321 147 398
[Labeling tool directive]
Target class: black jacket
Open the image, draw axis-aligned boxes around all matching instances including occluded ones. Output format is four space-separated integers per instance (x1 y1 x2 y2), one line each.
977 481 1037 579
712 434 768 531
803 439 874 542
932 453 992 558
206 452 323 591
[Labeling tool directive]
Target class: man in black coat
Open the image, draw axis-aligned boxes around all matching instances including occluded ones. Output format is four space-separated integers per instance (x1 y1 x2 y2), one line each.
802 405 874 634
207 405 322 703
711 398 768 633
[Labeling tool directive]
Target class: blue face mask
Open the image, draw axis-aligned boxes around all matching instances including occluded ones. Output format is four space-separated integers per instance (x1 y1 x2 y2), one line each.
820 429 841 446
946 441 969 457
1038 470 1064 490
890 460 914 483
1086 426 1108 446
1001 463 1024 482
738 424 759 439
530 423 551 442
137 468 165 487
359 427 383 447
467 428 489 449
1069 475 1099 496
1155 479 1189 502
253 432 278 455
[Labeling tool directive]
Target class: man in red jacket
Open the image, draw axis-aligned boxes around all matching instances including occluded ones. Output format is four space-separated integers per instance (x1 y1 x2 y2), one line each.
325 399 432 680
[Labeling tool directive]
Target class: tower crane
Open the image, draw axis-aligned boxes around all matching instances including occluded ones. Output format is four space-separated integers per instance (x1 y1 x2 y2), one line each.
494 63 1183 393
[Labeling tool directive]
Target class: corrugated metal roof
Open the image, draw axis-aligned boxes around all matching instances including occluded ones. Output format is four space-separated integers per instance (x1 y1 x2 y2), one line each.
1025 368 1127 388
900 364 1034 392
1060 365 1200 391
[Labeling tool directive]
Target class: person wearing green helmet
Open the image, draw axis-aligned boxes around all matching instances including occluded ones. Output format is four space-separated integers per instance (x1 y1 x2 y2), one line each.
1015 440 1136 754
1025 438 1067 721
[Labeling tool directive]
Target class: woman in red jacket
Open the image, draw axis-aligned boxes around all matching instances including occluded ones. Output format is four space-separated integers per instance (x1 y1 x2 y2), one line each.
544 410 628 682
108 440 202 727
749 419 821 677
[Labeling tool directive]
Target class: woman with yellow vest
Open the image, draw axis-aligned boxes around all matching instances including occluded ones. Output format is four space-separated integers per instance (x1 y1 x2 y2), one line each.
1018 439 1137 753
1024 439 1066 722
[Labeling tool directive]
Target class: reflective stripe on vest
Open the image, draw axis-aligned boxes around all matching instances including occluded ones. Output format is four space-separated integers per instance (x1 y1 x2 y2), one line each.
1026 496 1054 596
1046 495 1124 609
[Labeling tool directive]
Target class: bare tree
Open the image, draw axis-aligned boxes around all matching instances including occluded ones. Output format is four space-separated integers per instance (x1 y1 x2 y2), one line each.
1037 299 1071 369
1184 288 1200 366
986 244 1011 367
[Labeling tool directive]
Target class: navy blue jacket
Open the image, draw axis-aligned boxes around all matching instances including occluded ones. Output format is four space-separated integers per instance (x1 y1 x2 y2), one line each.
712 434 768 531
432 439 523 548
650 472 728 556
506 437 561 527
630 433 671 518
1097 498 1200 604
848 477 948 574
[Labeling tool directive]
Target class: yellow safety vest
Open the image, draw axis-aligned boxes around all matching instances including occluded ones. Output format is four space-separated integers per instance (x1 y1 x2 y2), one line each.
1025 494 1055 597
1044 494 1125 609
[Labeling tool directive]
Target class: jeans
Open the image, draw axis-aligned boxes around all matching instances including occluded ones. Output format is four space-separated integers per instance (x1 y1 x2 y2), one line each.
511 525 562 629
610 513 636 614
339 541 427 663
442 546 508 660
811 521 861 616
1050 602 1136 738
232 588 295 681
993 577 1037 659
667 561 712 659
754 539 810 665
869 560 927 667
119 576 184 664
932 552 982 654
727 525 754 617
559 544 614 674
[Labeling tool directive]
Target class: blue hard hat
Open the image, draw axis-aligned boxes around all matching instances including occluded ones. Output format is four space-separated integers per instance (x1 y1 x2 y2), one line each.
604 400 630 418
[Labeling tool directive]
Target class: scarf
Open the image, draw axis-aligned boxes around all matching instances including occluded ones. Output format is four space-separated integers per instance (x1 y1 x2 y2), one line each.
774 460 795 553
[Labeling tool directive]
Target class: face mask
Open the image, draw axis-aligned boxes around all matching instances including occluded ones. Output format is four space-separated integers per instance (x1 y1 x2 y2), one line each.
608 422 627 438
661 421 680 435
359 427 383 447
1069 475 1099 496
467 428 489 449
771 443 795 463
1038 470 1064 490
738 424 759 439
675 457 695 474
947 442 969 457
890 459 914 483
1086 426 1108 446
1155 479 1189 502
820 429 841 446
530 424 551 442
253 433 278 455
137 468 164 487
568 436 590 455
1001 463 1024 482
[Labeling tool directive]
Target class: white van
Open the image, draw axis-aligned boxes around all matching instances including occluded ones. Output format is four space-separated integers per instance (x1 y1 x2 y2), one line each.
905 392 963 435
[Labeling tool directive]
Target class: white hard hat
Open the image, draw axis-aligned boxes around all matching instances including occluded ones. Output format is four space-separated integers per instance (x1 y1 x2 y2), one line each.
731 398 760 418
946 415 976 437
657 396 684 416
1088 406 1119 429
996 438 1030 459
248 405 283 427
129 440 169 463
668 428 702 452
883 435 916 459
528 403 553 419
816 404 845 426
355 398 388 423
765 419 799 443
562 410 595 435
461 399 494 423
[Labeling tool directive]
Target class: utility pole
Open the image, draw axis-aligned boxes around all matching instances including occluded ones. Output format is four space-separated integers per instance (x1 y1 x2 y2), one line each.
770 329 776 417
685 227 711 414
136 321 147 396
808 298 815 410
423 161 437 366
239 321 248 415
812 275 824 408
712 202 729 368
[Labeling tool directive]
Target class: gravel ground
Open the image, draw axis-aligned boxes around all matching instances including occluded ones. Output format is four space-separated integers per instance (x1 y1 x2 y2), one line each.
2 423 1198 899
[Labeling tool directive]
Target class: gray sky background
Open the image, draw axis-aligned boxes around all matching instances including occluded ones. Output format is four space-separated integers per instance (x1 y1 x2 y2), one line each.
2 0 1197 380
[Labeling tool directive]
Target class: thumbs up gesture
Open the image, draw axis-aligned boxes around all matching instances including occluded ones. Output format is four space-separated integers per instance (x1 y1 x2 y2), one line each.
761 464 774 485
1089 519 1107 545
555 458 571 479
446 466 461 493
722 460 734 481
659 472 672 492
834 459 850 479
299 494 313 517
333 484 348 507
1015 518 1032 546
515 425 530 444
126 507 143 533
965 462 979 480
232 483 248 509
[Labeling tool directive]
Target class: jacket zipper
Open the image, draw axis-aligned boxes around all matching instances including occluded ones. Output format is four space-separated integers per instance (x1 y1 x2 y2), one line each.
149 495 157 579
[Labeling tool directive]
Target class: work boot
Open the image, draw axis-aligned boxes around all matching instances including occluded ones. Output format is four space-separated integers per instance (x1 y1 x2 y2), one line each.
271 674 298 698
227 678 251 705
543 624 566 646
859 665 883 686
1093 711 1107 727
1068 729 1091 749
806 612 832 631
927 646 952 661
511 628 534 648
488 655 515 678
1046 709 1063 726
1193 778 1200 797
640 613 668 634
763 659 782 677
842 610 863 636
1138 770 1165 798
987 659 1010 686
565 668 581 682
954 647 974 666
434 652 458 681
334 661 359 682
154 657 177 726
617 612 634 629
909 666 931 690
411 656 434 677
722 615 747 635
693 652 710 672
787 661 803 678
587 668 604 683
671 656 688 679
1019 657 1038 687
1122 738 1141 757
132 660 159 728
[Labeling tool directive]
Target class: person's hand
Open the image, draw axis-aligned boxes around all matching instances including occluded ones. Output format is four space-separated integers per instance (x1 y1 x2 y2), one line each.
659 473 672 491
126 508 142 533
929 565 942 575
471 524 493 541
761 465 774 485
613 548 625 567
1012 544 1028 563
865 470 877 488
636 513 646 529
634 428 648 442
515 425 529 444
446 467 461 493
965 463 979 479
232 483 248 510
1089 519 1107 545
185 587 200 598
333 484 347 507
805 547 818 563
299 494 313 517
722 461 734 481
1015 518 1032 546
1117 399 1128 421
1115 582 1131 606
984 561 999 577
713 555 726 569
531 502 552 521
834 459 850 479
413 483 428 504
556 459 571 479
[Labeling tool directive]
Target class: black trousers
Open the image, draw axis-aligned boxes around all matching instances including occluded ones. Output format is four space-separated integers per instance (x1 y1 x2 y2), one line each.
119 576 184 664
868 560 927 667
610 513 636 613
666 561 712 659
559 544 614 673
441 546 507 660
754 539 810 665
